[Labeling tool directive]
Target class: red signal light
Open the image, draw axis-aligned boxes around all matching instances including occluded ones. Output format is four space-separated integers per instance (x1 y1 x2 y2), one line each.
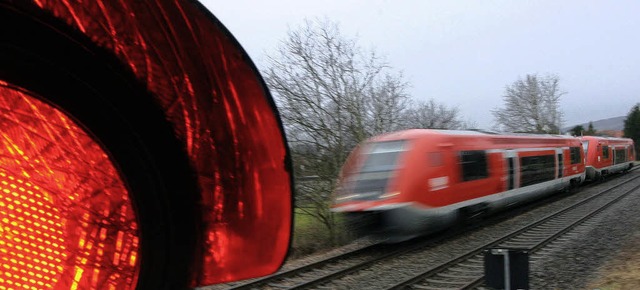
0 84 139 289
1 0 292 288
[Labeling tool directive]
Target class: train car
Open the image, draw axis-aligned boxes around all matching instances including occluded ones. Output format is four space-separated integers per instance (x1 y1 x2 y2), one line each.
580 136 635 180
332 129 586 240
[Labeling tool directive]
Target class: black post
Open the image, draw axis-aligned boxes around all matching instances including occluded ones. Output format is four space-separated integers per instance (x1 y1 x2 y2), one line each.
484 248 529 290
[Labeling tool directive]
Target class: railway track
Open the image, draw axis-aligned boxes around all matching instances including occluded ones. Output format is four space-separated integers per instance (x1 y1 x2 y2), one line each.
223 171 640 290
226 182 584 290
388 173 640 290
228 230 463 290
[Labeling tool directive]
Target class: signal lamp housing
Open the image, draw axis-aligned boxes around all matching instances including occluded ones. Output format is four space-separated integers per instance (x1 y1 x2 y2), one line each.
0 1 292 289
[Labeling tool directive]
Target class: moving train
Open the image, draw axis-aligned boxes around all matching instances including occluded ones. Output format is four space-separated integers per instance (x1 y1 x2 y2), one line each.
580 136 635 180
332 129 598 240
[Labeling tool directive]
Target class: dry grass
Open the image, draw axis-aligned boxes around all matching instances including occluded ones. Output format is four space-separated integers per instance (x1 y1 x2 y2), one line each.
587 161 640 290
587 237 640 290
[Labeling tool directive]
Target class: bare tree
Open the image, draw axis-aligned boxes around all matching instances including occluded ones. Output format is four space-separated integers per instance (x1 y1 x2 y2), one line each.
368 74 412 135
492 74 564 133
264 19 411 243
404 99 465 129
266 19 470 245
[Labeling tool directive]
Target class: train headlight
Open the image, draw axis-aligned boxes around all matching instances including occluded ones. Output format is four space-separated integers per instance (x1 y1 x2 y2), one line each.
379 191 401 199
335 194 361 202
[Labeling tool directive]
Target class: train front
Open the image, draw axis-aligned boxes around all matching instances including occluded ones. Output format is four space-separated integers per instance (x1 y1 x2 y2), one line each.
331 135 446 241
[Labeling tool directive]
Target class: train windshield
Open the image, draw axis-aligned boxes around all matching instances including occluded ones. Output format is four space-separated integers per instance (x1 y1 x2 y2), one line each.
582 141 589 154
338 140 407 201
359 140 407 172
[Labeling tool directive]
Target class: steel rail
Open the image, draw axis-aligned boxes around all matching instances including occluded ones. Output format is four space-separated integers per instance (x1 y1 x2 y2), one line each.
387 173 640 290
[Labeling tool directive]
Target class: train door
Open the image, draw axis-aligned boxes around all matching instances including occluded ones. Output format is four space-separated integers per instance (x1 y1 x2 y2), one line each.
504 150 517 190
613 146 627 165
556 148 563 178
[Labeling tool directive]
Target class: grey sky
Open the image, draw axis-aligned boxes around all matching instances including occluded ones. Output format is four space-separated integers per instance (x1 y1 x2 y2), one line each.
202 0 640 129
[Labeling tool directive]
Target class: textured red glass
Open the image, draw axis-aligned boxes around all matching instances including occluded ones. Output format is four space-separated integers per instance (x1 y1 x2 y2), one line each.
32 0 291 285
0 84 139 290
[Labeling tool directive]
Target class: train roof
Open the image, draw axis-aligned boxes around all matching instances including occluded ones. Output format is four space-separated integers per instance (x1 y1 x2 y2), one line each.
362 129 586 150
579 135 633 142
370 129 577 141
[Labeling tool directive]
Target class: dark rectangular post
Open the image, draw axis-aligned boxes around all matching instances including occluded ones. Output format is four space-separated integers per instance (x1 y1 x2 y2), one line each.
484 248 529 290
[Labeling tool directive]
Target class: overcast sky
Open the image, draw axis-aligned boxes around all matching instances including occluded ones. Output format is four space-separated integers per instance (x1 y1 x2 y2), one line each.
202 0 640 129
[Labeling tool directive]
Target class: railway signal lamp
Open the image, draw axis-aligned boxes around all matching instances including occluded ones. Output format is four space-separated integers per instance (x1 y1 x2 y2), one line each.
0 1 292 289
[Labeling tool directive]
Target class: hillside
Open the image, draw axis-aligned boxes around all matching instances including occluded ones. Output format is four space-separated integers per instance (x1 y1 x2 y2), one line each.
563 116 626 133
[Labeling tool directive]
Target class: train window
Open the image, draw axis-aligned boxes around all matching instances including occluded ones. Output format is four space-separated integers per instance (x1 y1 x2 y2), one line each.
366 140 406 154
350 170 394 200
603 145 610 159
570 147 581 164
460 150 488 181
360 140 406 172
615 149 627 164
582 141 589 154
520 155 555 187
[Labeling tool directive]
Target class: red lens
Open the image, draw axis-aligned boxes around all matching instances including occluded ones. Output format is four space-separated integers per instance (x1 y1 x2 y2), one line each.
18 0 292 286
0 84 139 290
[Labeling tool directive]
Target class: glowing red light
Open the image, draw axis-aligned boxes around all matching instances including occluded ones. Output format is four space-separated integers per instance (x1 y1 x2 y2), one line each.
0 84 139 290
31 0 292 285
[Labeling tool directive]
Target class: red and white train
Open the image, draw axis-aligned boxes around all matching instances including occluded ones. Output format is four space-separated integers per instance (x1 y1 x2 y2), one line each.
580 136 635 180
332 129 589 240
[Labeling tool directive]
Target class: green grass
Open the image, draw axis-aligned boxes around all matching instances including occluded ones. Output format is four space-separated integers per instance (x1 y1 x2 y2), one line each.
289 209 353 259
293 209 317 228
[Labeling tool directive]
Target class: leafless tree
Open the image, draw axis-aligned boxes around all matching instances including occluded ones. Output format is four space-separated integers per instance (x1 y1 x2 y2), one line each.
265 19 467 243
492 74 564 133
264 18 412 243
404 99 465 129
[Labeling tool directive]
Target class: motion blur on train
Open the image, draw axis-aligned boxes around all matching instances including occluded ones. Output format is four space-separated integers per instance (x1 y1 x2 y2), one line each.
332 129 636 241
